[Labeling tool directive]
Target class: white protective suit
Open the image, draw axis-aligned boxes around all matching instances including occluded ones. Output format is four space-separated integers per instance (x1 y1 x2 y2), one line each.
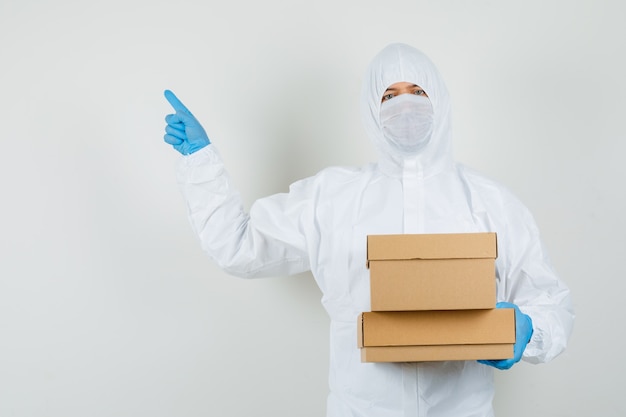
176 43 574 417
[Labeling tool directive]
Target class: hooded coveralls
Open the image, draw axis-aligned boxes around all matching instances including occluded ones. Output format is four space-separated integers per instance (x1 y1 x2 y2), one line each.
176 43 574 417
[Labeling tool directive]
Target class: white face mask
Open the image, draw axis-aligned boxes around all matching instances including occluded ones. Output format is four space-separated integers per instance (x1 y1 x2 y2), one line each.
380 94 434 155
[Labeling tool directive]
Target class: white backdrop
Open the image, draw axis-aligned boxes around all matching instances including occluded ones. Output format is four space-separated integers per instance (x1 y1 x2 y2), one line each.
1 0 624 416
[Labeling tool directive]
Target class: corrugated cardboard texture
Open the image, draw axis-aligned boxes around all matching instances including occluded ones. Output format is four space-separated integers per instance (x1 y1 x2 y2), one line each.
367 232 497 264
360 344 514 362
358 309 515 347
369 258 496 310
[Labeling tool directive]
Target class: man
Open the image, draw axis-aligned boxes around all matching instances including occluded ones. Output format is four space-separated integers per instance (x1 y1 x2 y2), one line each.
163 42 574 417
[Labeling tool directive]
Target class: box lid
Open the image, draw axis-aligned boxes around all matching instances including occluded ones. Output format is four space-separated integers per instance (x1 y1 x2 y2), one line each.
367 233 497 266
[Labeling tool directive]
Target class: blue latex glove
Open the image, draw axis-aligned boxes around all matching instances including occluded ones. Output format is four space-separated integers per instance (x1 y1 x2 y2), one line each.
163 90 210 155
478 302 533 370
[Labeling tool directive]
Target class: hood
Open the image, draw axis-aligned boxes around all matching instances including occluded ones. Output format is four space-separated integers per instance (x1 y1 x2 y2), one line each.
360 43 454 177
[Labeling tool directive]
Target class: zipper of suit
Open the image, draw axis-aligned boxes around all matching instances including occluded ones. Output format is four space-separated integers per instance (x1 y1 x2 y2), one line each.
401 157 425 416
402 158 424 234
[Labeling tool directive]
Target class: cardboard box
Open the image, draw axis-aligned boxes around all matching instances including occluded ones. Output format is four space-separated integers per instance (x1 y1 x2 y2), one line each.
357 309 515 363
367 233 498 311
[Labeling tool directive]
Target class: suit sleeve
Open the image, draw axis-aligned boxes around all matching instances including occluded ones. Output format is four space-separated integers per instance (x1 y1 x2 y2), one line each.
176 145 312 278
497 192 575 364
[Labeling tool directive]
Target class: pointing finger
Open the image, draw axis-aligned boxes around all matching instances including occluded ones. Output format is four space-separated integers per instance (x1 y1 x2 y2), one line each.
164 90 190 113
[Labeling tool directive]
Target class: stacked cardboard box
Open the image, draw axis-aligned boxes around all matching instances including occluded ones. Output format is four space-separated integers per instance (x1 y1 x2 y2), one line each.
358 232 515 363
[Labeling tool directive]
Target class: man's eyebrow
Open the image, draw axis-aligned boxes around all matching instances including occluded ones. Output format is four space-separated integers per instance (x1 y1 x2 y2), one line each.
383 84 420 92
